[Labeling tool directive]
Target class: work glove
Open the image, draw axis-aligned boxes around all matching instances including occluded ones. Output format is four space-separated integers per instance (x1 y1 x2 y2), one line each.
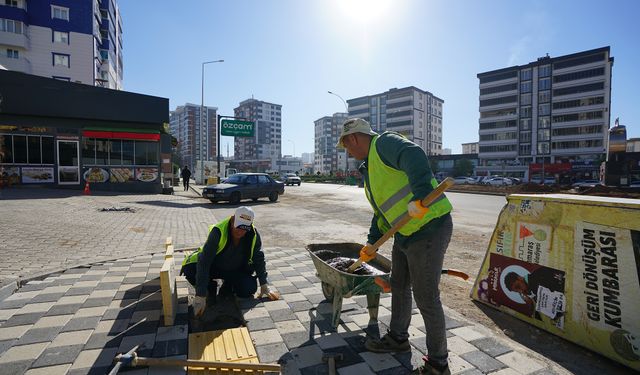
407 200 429 219
193 295 206 317
257 284 280 300
359 243 376 262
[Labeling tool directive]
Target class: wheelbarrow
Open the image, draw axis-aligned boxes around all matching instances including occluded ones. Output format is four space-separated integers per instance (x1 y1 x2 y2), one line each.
307 242 391 328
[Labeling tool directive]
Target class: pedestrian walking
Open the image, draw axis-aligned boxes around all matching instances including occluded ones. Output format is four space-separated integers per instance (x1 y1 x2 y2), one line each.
337 118 454 375
181 166 191 191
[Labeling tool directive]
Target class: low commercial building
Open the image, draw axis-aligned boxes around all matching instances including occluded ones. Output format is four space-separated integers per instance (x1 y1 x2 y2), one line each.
0 70 169 193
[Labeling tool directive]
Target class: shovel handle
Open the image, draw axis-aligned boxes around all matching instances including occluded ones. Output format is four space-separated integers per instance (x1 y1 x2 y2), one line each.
442 269 469 280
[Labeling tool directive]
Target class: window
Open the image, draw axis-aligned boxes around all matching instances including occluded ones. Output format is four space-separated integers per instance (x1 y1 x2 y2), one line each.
134 141 158 165
520 69 532 81
520 118 531 130
537 142 550 154
538 65 551 77
538 77 551 90
538 116 551 128
537 129 550 141
538 103 550 116
480 95 517 107
520 93 531 105
0 18 23 34
538 90 550 103
520 81 532 93
519 144 531 155
520 106 531 118
0 134 54 164
53 53 69 67
479 120 517 130
53 31 69 44
6 49 19 59
480 83 517 95
554 53 605 70
5 0 19 7
554 67 604 83
258 175 270 184
553 82 604 96
520 132 531 142
479 70 517 84
51 5 70 21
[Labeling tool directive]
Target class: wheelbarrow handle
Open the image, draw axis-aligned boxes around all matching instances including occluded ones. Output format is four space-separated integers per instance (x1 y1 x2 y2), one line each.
348 178 455 273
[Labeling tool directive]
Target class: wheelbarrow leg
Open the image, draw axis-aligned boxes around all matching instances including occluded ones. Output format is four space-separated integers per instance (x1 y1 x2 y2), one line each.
367 293 380 321
331 290 343 328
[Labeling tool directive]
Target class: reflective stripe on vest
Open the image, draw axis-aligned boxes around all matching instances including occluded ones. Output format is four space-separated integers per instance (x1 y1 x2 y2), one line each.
364 133 452 236
181 216 257 266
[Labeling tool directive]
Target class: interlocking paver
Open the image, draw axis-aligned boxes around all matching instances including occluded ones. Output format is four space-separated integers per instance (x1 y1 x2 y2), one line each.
0 324 32 341
449 326 485 341
315 333 349 349
470 337 512 357
32 344 85 368
0 341 48 363
256 342 288 363
1 312 46 327
17 326 62 345
24 363 72 375
251 328 284 346
496 351 546 374
359 351 402 372
460 350 505 373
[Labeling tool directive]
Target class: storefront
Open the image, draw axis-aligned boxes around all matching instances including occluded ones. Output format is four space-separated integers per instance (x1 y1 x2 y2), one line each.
0 70 170 193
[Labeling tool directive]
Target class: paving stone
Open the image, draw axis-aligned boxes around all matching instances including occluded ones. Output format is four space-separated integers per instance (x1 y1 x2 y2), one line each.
489 369 522 375
299 362 328 375
447 353 476 374
343 334 367 354
393 348 426 372
16 326 62 345
289 344 324 368
251 328 284 346
315 333 349 349
460 350 506 373
46 303 83 316
0 299 29 309
458 369 485 375
82 297 114 308
61 316 101 332
305 294 326 304
288 301 314 312
448 335 479 355
17 302 55 315
469 337 512 357
125 321 158 336
270 308 298 322
4 291 41 301
256 342 289 363
0 341 49 363
242 307 270 319
152 338 188 357
74 306 109 318
291 280 313 289
337 362 375 375
0 339 15 356
247 317 277 332
358 351 401 372
445 316 465 330
276 285 300 295
84 331 123 349
24 363 72 374
1 312 46 327
0 360 32 374
155 324 188 342
0 308 19 321
41 285 73 294
102 306 136 320
118 333 156 355
496 351 546 374
449 326 485 341
56 295 89 305
281 331 314 349
78 274 104 281
50 329 93 347
30 293 66 303
130 309 161 323
32 344 84 367
64 287 95 296
409 337 427 354
0 324 32 341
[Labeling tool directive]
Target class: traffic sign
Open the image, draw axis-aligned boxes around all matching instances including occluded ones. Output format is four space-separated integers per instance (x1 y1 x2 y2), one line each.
221 119 254 137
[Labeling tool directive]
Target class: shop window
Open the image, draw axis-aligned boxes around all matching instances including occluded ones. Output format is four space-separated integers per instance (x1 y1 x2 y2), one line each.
82 138 96 164
110 140 122 165
28 136 41 164
13 135 27 163
42 137 54 164
95 138 108 165
0 135 13 163
122 140 134 165
134 141 157 165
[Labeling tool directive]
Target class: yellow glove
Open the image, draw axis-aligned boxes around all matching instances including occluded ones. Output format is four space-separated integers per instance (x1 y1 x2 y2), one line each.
359 243 376 262
407 200 429 218
193 295 206 317
257 284 280 300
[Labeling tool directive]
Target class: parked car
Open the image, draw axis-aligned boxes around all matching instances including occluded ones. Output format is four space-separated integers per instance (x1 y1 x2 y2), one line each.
507 177 522 185
202 173 284 204
529 177 556 185
453 176 476 185
283 173 301 186
572 179 601 188
484 177 513 186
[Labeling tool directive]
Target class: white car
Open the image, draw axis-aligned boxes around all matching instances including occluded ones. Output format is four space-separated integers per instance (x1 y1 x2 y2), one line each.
283 173 301 186
453 176 476 185
484 177 513 186
572 180 600 188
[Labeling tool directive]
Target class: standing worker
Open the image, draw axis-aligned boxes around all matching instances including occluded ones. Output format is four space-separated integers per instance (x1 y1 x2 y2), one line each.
337 118 453 375
181 165 191 191
180 206 280 317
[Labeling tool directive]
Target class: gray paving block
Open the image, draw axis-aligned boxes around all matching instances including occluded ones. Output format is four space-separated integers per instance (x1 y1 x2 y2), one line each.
30 293 66 303
0 299 29 309
445 316 464 330
409 337 427 354
82 297 114 308
305 276 321 283
95 282 122 291
0 360 32 375
125 321 158 336
270 308 297 322
469 337 512 357
152 338 187 357
458 369 485 375
460 350 506 373
282 270 301 277
291 280 313 289
78 274 104 281
256 342 289 364
32 344 84 367
17 283 50 292
281 331 314 349
46 303 82 316
1 312 45 327
306 294 326 304
102 306 135 320
247 317 276 332
393 349 426 372
16 326 61 345
344 335 368 353
269 274 286 281
65 287 95 296
122 277 147 284
299 362 327 375
61 316 101 332
276 285 299 294
288 301 314 312
135 299 163 311
0 338 15 356
326 345 365 369
64 268 90 275
84 332 123 349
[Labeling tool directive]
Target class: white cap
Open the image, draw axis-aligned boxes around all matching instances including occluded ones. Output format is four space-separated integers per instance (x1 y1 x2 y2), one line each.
336 118 378 148
234 206 254 230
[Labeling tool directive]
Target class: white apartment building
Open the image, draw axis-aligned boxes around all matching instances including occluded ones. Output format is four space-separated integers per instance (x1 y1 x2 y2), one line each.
233 98 282 171
347 86 444 155
169 103 217 170
314 112 347 174
462 142 478 154
0 0 123 89
477 47 613 180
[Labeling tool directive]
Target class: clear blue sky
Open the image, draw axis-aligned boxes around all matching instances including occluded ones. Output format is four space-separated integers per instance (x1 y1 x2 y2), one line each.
119 0 640 155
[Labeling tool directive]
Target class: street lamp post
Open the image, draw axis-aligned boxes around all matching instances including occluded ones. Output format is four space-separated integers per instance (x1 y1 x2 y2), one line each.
201 59 223 184
328 91 349 177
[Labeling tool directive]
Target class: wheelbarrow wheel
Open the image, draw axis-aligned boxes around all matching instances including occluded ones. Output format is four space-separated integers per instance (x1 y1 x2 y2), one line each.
321 282 334 302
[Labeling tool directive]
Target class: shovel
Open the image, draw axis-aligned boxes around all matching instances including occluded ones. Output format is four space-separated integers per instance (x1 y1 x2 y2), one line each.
347 177 455 273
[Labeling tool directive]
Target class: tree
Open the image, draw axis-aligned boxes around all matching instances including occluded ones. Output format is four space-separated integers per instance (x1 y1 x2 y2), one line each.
453 159 474 176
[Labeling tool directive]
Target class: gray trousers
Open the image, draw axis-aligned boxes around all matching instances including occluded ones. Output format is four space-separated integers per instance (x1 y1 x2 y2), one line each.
389 214 452 365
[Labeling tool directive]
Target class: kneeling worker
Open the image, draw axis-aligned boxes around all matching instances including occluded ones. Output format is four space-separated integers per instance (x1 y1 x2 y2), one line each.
181 206 279 317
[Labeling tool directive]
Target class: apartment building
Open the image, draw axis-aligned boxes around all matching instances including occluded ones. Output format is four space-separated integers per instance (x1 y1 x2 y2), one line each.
314 112 347 174
347 86 444 155
169 103 217 170
477 47 613 181
462 142 478 154
233 98 282 172
0 0 123 89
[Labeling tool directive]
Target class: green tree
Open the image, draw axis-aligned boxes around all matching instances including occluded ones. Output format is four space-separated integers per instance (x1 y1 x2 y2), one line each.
453 159 474 176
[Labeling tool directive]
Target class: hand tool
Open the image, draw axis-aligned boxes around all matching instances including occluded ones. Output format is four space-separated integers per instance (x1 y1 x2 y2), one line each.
347 177 455 273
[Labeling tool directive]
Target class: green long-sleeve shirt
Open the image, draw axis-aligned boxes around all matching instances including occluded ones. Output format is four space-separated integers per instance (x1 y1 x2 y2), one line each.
358 132 448 247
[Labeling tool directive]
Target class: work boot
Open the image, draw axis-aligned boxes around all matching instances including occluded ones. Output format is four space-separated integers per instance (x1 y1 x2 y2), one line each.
364 332 410 353
412 356 450 375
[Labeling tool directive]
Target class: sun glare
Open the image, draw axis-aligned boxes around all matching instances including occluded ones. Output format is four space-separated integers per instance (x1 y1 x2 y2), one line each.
334 0 394 27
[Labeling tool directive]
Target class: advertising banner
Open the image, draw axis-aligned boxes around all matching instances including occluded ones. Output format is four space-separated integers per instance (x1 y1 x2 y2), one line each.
471 194 640 370
22 167 54 183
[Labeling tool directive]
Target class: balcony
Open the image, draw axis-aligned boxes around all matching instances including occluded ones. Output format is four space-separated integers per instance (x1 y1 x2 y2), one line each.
0 55 31 73
100 18 110 31
0 29 29 49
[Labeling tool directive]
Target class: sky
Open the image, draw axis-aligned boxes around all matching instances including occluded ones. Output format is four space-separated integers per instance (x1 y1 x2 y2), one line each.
119 0 640 156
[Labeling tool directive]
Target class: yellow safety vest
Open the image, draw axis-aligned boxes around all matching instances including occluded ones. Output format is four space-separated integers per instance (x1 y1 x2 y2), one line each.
182 216 257 266
364 133 452 236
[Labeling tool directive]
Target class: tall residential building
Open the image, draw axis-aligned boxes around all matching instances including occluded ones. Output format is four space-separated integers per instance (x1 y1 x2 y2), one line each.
233 98 282 171
462 142 478 154
477 47 613 180
346 86 444 155
169 103 217 170
0 0 123 89
301 152 314 164
314 112 348 174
